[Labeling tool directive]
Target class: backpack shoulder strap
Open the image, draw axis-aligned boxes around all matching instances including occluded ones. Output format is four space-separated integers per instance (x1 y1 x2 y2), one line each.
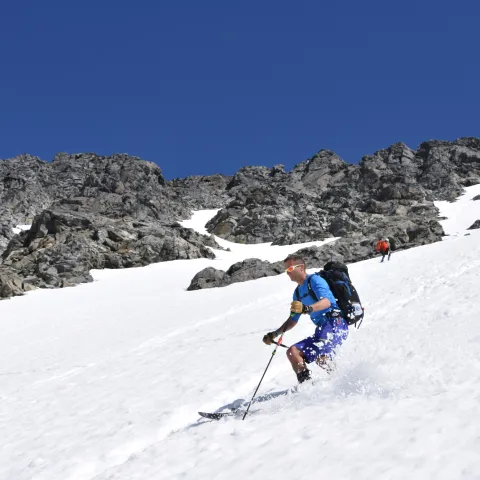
294 274 319 302
306 274 319 302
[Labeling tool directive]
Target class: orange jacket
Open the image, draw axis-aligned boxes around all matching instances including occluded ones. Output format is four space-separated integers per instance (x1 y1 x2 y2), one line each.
376 240 388 253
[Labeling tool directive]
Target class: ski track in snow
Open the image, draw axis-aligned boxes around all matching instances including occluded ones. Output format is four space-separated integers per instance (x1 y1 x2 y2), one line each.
1 188 480 479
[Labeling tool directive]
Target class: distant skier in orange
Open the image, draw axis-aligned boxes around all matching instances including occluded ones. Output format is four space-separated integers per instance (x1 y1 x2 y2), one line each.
376 238 391 262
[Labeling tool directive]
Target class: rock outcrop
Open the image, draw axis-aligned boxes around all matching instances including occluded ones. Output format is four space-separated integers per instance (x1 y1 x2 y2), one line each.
0 153 219 298
187 258 284 290
2 137 480 297
467 220 480 230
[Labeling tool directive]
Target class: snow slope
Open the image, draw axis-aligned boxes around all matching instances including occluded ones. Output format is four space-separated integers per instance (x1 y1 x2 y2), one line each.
1 195 480 480
435 184 480 237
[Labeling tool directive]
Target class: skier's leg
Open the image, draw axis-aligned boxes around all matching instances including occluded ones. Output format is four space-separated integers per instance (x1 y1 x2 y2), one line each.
286 345 306 373
286 345 311 383
289 328 330 383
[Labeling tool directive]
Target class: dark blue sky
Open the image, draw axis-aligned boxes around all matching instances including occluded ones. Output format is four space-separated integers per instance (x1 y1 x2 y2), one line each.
1 1 479 179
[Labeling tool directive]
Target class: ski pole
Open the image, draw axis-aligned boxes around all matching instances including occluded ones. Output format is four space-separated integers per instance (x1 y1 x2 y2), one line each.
271 340 289 349
242 330 287 420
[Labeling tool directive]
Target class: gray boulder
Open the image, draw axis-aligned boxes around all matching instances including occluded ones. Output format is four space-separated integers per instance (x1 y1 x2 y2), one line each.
0 268 25 299
467 220 480 230
187 258 283 290
187 267 231 290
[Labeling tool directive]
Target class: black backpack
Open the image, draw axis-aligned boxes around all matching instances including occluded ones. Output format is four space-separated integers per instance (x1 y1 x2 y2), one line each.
388 237 396 251
295 261 364 328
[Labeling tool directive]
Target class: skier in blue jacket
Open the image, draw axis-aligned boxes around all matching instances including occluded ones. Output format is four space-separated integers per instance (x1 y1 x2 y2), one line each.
263 255 348 383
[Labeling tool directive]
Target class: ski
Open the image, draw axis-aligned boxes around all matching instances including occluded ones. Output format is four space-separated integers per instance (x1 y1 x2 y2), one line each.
198 409 246 420
198 387 298 421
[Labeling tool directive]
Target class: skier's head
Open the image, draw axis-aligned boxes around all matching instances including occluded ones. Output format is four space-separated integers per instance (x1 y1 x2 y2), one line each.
283 254 307 284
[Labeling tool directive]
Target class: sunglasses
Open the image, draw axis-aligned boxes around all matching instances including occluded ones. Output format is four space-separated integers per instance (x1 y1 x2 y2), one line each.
285 264 304 273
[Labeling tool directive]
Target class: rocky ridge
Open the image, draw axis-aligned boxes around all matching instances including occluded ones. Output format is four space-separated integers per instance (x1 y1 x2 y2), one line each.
1 137 479 298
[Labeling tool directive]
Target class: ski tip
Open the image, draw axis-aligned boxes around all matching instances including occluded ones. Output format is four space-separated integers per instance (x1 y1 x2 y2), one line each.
198 411 229 420
198 410 246 420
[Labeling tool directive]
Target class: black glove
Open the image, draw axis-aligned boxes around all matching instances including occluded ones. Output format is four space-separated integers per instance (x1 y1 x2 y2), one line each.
262 331 277 345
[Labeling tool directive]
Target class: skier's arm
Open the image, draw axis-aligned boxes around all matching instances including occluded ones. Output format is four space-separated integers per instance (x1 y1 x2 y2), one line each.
262 317 297 344
309 298 331 312
274 317 298 336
